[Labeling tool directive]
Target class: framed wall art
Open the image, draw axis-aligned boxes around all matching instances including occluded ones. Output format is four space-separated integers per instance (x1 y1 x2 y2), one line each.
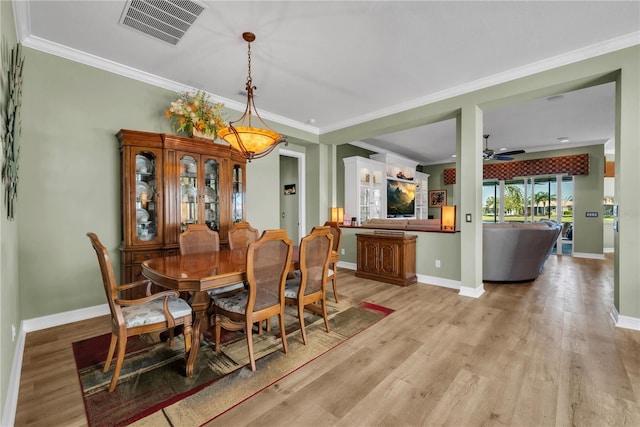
428 190 446 207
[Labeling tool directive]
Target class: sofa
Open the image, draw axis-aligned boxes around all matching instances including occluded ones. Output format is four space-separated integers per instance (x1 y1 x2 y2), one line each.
483 220 562 282
362 218 442 231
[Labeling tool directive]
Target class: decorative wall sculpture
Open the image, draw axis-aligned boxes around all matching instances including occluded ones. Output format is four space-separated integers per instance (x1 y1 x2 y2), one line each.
1 40 24 220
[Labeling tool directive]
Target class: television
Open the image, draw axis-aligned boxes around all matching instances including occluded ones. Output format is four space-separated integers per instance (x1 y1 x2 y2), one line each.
386 179 415 217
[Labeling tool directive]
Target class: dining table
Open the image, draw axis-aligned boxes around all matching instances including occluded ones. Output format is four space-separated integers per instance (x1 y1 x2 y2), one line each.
141 246 299 377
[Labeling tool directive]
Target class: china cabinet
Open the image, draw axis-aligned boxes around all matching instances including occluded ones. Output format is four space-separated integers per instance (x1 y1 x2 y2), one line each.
343 156 385 226
356 232 417 286
118 130 246 295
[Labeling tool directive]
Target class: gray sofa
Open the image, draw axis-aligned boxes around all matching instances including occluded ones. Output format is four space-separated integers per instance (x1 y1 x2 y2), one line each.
483 221 562 282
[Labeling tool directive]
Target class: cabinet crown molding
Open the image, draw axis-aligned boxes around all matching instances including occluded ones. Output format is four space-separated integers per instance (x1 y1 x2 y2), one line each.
370 153 419 169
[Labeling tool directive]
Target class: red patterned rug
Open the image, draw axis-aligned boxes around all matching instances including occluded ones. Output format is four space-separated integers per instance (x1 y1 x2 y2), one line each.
72 300 393 426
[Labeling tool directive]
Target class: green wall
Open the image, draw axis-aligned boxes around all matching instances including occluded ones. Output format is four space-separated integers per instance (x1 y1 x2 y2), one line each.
0 1 19 418
19 48 175 319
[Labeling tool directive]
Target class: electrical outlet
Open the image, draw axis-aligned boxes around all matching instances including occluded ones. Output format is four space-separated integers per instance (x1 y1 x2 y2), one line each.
11 324 16 342
341 248 345 255
435 259 441 268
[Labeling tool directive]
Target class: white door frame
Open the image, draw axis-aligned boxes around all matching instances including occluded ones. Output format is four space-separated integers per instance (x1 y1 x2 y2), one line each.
280 149 306 241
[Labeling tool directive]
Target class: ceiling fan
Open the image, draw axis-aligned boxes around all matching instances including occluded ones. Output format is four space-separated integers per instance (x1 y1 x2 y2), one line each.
483 134 525 161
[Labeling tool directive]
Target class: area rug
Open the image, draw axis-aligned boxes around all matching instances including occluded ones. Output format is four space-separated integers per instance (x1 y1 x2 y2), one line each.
73 299 393 427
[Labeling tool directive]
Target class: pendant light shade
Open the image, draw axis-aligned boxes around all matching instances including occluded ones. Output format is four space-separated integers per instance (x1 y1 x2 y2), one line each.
218 32 287 161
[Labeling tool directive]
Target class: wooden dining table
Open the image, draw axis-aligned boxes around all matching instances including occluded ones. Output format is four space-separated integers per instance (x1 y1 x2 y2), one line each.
141 247 298 377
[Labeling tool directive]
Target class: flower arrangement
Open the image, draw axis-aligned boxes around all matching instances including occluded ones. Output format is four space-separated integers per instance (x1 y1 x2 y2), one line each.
165 90 227 139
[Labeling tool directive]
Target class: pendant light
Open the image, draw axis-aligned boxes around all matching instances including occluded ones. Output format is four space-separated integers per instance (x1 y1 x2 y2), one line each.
217 32 287 161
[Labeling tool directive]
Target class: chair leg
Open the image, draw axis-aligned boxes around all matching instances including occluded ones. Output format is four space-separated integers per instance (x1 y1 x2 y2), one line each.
279 309 288 355
298 302 307 345
332 263 339 303
168 327 175 348
322 298 330 333
108 335 127 393
103 333 118 372
247 324 256 371
214 315 222 353
182 321 192 354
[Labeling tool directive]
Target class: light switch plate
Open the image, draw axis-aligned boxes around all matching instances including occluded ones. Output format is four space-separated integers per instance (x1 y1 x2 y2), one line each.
465 214 472 222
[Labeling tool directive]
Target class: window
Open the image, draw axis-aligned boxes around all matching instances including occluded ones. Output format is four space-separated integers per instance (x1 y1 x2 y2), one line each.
482 175 573 224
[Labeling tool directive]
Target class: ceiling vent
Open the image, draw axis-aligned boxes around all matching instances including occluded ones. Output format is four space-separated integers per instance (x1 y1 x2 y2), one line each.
119 0 205 46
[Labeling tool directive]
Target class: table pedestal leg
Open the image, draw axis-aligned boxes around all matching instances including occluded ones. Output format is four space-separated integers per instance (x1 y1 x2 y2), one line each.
185 291 210 377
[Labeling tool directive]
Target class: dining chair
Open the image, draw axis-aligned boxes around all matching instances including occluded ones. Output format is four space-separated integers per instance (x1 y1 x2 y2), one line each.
180 224 245 299
284 226 333 345
179 223 220 254
228 221 260 249
211 229 293 371
323 221 343 303
87 232 193 393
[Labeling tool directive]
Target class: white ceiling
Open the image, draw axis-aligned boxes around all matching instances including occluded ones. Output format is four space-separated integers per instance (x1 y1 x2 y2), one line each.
15 1 640 164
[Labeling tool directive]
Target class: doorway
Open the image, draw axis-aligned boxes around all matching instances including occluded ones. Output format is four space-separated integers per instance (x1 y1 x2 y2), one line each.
279 149 305 243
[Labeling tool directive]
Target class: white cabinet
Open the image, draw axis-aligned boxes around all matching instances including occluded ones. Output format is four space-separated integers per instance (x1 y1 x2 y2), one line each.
414 171 430 219
343 156 385 225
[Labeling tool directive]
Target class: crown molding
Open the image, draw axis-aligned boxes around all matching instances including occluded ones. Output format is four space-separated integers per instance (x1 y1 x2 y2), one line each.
16 34 320 136
320 31 640 134
12 3 639 138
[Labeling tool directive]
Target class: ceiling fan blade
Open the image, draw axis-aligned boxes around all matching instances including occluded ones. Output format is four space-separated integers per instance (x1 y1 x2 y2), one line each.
493 155 514 161
499 149 525 156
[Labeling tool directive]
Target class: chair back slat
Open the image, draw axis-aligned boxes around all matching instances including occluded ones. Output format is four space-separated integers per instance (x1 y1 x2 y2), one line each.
180 224 220 255
301 226 333 296
86 233 122 322
246 230 292 312
324 221 342 252
228 222 260 249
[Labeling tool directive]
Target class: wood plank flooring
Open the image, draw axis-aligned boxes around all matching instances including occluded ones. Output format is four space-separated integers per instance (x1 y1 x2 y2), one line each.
14 254 640 426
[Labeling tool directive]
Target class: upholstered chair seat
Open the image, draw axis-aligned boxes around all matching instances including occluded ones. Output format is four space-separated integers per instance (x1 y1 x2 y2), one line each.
122 297 192 328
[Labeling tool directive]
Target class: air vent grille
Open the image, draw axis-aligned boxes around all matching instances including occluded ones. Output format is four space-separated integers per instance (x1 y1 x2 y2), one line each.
120 0 205 46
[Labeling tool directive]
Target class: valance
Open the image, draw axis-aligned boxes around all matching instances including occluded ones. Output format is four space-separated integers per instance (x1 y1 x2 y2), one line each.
443 154 589 185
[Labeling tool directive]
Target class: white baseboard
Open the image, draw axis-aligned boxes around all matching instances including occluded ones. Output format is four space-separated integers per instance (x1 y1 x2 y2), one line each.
416 274 461 290
2 304 109 427
610 306 640 331
459 285 486 298
22 304 109 333
336 261 356 271
573 252 606 260
339 262 462 291
1 325 25 427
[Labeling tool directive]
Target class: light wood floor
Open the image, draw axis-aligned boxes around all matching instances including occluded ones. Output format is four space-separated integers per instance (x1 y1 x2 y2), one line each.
14 254 640 426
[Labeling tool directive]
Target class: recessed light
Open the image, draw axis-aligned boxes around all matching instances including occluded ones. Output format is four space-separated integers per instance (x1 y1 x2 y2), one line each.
558 137 570 143
451 154 457 158
499 148 508 151
306 118 316 125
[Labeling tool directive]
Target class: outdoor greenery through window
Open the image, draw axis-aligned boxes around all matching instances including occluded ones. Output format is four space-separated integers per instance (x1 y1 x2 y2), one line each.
482 176 574 224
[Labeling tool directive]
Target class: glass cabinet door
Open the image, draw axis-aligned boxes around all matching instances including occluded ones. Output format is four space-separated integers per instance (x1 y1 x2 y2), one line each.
203 158 220 231
180 154 198 232
358 167 383 222
231 163 244 223
134 149 161 244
